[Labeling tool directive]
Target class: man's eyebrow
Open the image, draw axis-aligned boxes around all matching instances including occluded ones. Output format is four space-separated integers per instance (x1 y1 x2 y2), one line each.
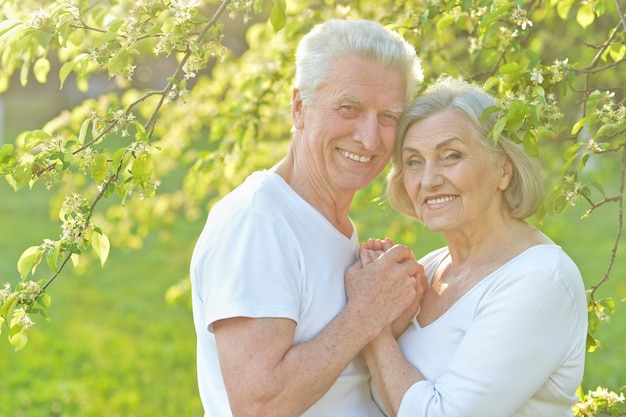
335 95 365 105
334 96 403 114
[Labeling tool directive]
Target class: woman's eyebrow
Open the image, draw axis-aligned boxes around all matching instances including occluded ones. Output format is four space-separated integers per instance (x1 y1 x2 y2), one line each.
435 137 463 149
403 137 464 154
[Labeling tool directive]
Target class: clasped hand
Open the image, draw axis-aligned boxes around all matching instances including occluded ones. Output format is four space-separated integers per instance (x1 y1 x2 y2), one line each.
345 238 427 339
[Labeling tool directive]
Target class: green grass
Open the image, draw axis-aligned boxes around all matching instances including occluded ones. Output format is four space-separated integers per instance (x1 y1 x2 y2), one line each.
0 183 204 417
0 179 624 417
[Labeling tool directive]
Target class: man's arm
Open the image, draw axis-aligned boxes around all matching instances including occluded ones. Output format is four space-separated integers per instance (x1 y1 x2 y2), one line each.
214 244 421 417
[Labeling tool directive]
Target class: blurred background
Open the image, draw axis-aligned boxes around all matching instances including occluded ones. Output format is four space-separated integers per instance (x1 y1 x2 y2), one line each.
1 2 625 416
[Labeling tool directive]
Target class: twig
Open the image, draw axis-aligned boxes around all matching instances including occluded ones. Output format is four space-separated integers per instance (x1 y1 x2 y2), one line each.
144 0 232 136
589 142 626 299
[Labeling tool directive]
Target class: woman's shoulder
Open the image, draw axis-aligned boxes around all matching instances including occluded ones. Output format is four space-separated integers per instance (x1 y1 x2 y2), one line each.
419 247 450 277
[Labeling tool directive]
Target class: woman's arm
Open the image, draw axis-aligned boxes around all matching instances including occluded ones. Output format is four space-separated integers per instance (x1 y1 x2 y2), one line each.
364 260 585 417
363 330 425 417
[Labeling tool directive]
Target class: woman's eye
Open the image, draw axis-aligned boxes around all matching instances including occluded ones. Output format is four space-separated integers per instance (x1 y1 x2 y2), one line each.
444 151 462 160
406 156 424 166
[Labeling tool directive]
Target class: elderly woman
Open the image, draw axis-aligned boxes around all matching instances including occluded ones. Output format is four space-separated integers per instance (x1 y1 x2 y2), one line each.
360 77 587 417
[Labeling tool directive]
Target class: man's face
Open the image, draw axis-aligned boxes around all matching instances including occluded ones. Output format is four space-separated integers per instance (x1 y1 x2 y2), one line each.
291 54 407 196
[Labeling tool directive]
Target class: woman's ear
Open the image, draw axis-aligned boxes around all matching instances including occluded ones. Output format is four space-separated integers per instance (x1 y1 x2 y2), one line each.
292 88 305 129
498 156 513 190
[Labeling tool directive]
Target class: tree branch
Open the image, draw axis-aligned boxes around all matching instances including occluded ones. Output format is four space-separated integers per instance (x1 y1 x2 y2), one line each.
589 142 626 299
144 0 232 136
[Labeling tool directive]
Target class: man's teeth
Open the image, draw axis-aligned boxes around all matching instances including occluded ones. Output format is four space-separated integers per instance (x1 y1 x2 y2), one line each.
427 196 456 204
340 150 372 162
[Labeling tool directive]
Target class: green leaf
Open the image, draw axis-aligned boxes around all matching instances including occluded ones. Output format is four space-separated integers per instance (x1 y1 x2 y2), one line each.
498 62 521 75
0 19 25 40
436 13 456 32
522 132 539 157
12 162 33 190
8 324 27 351
586 332 598 352
59 61 74 89
33 58 51 84
481 105 500 120
17 246 43 280
78 118 90 145
608 44 626 62
600 298 616 314
270 0 286 32
91 153 108 183
571 116 589 135
505 100 526 134
555 0 576 20
0 143 17 175
38 292 51 310
19 60 30 87
91 231 110 267
492 116 507 143
589 181 606 197
576 2 595 29
0 293 17 319
588 304 600 333
131 150 153 183
134 122 149 142
108 44 138 77
45 241 62 273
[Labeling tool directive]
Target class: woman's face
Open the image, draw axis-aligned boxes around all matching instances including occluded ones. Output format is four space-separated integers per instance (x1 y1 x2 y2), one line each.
402 109 512 236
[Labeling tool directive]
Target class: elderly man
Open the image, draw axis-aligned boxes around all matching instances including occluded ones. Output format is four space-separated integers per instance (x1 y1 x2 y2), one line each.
190 18 423 417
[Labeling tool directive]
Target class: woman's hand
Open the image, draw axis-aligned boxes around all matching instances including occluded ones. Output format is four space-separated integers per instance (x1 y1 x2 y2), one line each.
359 237 394 266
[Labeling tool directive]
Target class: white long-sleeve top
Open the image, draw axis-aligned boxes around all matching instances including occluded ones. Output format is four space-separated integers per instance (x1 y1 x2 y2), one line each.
386 244 587 417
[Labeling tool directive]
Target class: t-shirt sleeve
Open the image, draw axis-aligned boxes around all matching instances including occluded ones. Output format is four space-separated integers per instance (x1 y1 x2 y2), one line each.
398 256 585 417
195 205 303 332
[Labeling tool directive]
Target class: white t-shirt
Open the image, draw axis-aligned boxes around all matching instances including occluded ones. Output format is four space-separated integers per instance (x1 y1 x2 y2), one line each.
190 170 384 417
376 245 587 417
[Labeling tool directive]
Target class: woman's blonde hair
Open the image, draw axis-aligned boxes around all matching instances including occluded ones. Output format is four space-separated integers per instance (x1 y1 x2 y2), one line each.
387 76 544 220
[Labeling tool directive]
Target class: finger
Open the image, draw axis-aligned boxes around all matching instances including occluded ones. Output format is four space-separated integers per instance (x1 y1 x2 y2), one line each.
362 238 382 251
359 248 376 265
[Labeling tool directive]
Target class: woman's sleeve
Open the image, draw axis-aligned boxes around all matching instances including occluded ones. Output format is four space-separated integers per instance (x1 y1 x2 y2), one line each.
398 257 585 417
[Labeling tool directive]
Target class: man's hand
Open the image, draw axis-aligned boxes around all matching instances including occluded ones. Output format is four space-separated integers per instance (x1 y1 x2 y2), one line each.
346 240 426 338
357 238 427 338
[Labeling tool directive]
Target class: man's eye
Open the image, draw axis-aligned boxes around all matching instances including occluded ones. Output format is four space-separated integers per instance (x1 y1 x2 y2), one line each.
379 113 399 126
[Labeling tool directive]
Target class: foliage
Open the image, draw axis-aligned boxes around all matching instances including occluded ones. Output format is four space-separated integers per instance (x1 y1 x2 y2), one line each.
0 0 625 414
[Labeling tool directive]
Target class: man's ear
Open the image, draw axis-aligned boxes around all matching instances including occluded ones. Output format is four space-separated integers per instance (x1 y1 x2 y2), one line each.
292 88 304 129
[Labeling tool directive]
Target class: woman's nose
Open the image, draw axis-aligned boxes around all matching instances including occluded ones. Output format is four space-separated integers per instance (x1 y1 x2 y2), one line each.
421 161 444 189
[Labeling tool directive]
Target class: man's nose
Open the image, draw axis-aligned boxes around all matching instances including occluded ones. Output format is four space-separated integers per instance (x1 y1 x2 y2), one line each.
353 113 381 150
